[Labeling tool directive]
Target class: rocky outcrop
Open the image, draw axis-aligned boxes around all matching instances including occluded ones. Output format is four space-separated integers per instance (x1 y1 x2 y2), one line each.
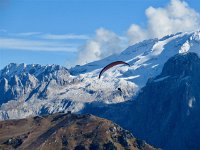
0 63 71 105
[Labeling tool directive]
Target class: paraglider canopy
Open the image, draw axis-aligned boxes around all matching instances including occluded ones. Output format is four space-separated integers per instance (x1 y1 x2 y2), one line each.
98 61 130 79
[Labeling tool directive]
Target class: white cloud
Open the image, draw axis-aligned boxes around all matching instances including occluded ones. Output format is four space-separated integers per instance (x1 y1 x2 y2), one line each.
77 28 124 65
0 32 89 52
11 32 89 40
41 34 90 40
0 38 77 52
127 0 200 45
127 24 147 44
17 32 41 36
77 0 200 65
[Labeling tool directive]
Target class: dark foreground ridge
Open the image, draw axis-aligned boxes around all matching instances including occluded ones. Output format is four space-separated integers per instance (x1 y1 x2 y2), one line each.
0 112 157 150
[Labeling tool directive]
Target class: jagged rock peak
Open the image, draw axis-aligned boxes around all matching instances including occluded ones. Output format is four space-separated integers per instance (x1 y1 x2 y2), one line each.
159 52 200 77
0 63 69 78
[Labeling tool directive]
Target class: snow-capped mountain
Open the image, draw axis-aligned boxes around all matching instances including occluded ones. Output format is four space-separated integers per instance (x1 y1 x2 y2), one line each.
0 64 136 120
83 52 200 150
0 63 70 104
1 31 200 120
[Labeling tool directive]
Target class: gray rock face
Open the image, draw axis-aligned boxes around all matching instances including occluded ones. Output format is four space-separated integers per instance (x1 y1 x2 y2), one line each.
130 52 200 150
84 52 200 150
0 63 70 105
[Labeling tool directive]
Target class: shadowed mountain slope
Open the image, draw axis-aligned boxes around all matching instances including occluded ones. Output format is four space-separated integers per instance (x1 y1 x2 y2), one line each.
83 52 200 150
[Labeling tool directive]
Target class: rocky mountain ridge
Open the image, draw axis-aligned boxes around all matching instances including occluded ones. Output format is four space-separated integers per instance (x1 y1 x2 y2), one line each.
0 112 157 150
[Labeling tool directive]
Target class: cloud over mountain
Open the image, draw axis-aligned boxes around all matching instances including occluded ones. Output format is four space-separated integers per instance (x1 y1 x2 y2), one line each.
77 28 124 65
77 0 200 65
127 0 200 44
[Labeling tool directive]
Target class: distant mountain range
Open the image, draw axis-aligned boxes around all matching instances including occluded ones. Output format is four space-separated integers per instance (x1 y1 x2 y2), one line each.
1 31 200 149
1 31 200 120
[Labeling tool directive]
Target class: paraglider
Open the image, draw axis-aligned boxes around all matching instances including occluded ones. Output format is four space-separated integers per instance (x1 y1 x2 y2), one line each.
98 61 130 79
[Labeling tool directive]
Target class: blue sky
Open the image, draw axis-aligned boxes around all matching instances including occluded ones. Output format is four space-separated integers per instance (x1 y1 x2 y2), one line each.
0 0 200 69
0 0 169 34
